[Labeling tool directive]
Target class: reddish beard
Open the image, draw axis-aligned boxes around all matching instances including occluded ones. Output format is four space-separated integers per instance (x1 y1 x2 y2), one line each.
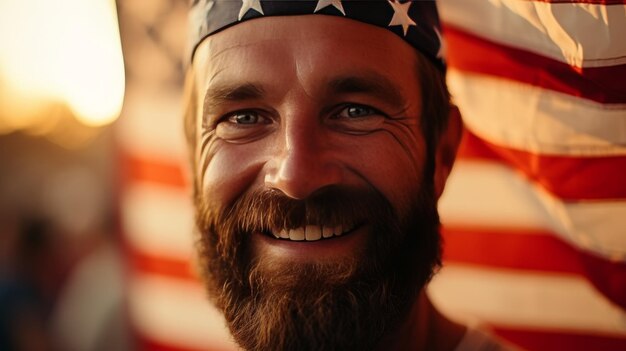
195 184 441 351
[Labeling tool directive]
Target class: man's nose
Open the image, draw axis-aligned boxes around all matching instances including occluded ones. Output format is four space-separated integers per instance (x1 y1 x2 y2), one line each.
264 119 343 199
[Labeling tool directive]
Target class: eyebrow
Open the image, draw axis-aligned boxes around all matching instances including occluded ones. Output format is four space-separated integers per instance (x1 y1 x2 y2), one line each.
327 73 407 107
203 82 265 114
202 72 408 115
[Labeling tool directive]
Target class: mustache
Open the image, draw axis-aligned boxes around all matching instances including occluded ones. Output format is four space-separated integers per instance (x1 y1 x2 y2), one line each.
221 185 398 234
196 185 402 287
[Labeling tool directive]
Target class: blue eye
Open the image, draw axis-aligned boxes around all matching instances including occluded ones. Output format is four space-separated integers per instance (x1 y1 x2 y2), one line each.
336 104 379 119
328 103 386 133
229 111 260 124
216 110 273 142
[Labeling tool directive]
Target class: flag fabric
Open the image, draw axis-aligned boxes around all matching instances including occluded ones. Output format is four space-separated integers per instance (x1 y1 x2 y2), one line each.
117 1 626 350
431 1 626 350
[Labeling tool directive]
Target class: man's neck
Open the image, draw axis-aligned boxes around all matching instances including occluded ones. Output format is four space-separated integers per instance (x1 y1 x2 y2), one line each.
378 291 466 351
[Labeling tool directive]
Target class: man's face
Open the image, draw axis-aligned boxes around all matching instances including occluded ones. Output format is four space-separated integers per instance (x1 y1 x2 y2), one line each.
191 15 442 350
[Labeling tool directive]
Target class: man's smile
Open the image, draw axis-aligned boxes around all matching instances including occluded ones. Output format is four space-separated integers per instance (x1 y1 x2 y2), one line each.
253 223 369 261
266 223 359 242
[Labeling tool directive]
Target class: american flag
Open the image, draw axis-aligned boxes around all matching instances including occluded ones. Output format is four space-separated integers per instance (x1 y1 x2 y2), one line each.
117 1 626 350
432 1 626 350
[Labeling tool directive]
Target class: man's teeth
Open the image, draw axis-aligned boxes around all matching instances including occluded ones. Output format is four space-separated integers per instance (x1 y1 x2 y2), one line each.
279 229 289 239
322 226 334 238
290 227 305 241
305 225 320 241
273 225 349 241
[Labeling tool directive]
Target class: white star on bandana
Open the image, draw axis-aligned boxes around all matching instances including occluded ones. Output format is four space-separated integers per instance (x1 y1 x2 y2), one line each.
239 0 264 21
314 0 346 15
387 0 416 36
434 26 446 59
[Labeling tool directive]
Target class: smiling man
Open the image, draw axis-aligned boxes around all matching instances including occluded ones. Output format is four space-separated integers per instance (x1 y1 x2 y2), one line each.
183 1 511 350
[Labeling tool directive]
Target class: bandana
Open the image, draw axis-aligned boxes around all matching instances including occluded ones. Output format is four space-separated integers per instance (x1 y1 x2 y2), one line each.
188 0 445 71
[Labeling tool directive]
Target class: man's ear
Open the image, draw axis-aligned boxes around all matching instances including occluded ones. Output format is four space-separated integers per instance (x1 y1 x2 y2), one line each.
434 105 463 199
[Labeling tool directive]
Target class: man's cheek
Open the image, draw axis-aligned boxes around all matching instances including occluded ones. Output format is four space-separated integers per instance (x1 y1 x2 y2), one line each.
348 126 425 212
381 122 424 169
195 129 216 192
200 144 267 207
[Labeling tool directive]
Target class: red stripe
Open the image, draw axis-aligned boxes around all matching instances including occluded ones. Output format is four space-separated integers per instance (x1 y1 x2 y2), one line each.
443 25 626 104
441 225 626 309
127 247 198 282
442 226 584 274
136 334 232 351
457 129 626 200
121 152 188 189
457 128 502 161
493 327 626 351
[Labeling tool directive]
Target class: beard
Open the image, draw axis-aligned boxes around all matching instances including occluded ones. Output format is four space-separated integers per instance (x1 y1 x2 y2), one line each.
194 179 441 351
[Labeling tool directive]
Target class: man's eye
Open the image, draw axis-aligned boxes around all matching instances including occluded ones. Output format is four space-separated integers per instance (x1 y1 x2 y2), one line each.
329 104 386 134
215 110 273 142
228 111 262 125
336 104 379 119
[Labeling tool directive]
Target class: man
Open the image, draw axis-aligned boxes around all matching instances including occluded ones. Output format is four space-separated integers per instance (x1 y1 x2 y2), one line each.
183 1 514 350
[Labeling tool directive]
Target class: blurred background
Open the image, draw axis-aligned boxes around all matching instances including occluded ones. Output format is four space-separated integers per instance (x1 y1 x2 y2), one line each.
1 1 625 351
0 0 213 350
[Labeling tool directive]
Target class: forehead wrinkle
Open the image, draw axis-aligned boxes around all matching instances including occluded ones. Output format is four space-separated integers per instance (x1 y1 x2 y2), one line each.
203 82 266 115
205 37 286 68
196 37 282 87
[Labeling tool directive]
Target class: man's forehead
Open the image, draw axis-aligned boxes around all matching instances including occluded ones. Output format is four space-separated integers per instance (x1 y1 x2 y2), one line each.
187 0 445 71
192 15 420 97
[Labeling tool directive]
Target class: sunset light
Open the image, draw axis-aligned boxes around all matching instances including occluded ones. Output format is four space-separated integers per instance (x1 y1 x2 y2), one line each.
0 0 125 131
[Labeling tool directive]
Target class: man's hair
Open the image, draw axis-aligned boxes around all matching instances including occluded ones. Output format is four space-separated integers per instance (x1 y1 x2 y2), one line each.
182 52 450 191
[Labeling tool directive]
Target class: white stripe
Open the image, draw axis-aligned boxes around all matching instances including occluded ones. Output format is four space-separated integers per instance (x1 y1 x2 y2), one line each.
439 161 555 230
428 264 626 336
122 183 195 259
118 86 188 161
52 244 126 351
448 70 626 156
539 191 626 262
439 160 626 261
438 0 626 67
128 274 236 350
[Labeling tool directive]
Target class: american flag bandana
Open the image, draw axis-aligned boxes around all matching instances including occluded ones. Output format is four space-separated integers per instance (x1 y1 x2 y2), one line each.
188 0 446 71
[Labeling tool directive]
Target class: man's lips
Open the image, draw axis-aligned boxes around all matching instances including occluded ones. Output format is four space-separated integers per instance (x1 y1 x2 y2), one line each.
262 224 359 242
